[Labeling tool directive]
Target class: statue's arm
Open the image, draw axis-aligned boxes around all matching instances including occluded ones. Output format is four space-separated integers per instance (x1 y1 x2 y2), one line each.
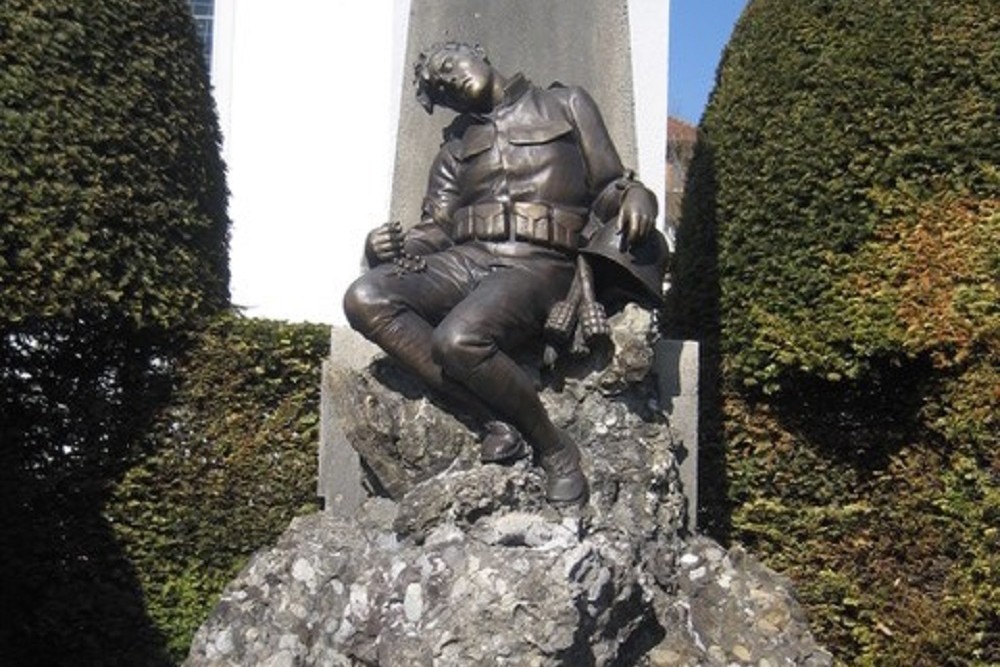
401 145 461 256
565 86 625 210
363 146 459 266
567 88 657 247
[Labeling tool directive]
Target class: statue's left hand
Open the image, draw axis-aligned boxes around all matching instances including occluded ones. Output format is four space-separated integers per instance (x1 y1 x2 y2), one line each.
617 186 657 249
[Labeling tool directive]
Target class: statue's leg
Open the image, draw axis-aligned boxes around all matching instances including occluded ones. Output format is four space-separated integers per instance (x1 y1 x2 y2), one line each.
342 248 492 419
430 255 587 503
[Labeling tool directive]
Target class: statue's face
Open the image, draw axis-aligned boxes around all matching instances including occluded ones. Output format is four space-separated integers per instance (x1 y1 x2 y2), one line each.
426 48 495 113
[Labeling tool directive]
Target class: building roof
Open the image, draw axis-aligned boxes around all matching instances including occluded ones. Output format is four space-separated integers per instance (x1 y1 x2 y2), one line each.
667 116 698 144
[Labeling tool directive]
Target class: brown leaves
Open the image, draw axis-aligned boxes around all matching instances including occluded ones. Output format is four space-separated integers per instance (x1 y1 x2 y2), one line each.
848 193 999 370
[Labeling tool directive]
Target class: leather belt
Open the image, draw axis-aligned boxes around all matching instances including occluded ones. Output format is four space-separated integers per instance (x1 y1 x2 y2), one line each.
452 201 585 252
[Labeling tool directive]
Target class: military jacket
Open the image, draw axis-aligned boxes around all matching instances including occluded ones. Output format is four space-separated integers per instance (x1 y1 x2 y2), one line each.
405 74 630 256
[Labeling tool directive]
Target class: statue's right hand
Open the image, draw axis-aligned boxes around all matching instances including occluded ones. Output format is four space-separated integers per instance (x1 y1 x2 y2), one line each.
366 221 405 264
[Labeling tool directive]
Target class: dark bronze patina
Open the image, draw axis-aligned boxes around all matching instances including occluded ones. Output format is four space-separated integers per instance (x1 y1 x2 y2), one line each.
344 42 664 504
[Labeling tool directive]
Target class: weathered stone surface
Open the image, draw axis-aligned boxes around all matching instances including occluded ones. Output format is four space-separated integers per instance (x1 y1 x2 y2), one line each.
185 305 830 667
184 515 832 667
186 503 666 667
649 537 834 667
323 360 480 499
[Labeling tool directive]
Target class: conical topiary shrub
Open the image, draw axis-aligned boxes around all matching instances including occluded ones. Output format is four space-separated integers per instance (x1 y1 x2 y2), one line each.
667 1 999 664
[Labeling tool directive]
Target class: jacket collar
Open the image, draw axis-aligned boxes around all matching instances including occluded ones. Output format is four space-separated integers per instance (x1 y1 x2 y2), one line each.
468 73 531 122
498 73 531 107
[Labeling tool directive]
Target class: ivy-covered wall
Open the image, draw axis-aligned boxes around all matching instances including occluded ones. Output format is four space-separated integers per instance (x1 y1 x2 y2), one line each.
667 1 998 664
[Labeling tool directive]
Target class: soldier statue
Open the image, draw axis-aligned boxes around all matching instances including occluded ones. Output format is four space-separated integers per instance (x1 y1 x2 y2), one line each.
344 42 664 505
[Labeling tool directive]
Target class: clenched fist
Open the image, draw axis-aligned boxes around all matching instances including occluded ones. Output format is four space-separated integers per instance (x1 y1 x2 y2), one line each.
365 221 405 266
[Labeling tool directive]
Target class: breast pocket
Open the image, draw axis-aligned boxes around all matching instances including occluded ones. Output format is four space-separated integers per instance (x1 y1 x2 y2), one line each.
506 118 574 146
503 117 586 201
456 124 496 160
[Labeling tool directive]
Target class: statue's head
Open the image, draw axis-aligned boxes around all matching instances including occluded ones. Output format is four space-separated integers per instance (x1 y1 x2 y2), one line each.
414 42 496 114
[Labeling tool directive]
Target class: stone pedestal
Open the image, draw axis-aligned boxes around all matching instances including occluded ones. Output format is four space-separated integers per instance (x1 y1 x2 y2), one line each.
187 315 832 667
654 339 699 530
317 328 379 515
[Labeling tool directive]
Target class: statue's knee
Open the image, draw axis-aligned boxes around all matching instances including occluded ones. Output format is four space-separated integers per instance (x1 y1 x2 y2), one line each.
343 276 390 335
431 324 491 380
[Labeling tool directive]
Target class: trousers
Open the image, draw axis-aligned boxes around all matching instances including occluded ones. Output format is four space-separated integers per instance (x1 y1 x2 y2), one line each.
343 241 574 447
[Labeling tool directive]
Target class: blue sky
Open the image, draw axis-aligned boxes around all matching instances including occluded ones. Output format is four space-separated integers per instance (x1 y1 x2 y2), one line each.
669 0 749 123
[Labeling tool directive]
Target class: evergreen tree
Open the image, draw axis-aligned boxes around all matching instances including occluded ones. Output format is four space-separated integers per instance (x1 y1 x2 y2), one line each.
0 0 228 662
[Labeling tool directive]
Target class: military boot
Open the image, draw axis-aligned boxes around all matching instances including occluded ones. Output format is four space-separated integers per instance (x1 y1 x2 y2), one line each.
480 421 528 463
538 432 588 504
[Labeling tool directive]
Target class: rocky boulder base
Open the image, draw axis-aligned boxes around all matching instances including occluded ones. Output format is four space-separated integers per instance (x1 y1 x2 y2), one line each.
185 307 831 666
651 538 834 667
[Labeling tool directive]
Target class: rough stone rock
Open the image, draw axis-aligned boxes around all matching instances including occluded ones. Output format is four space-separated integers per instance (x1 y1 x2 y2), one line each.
186 504 668 667
324 361 480 499
185 305 831 666
647 537 834 667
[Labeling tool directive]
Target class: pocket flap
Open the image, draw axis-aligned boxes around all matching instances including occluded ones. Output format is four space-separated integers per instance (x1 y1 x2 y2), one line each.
456 124 495 160
507 118 574 145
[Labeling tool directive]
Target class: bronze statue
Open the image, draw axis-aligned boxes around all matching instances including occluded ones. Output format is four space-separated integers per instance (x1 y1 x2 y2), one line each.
344 42 661 504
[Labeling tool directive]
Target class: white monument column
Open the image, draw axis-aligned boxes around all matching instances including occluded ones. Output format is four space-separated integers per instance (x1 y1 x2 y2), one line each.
628 0 670 235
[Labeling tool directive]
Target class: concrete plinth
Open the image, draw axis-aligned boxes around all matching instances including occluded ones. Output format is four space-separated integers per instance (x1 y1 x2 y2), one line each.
654 339 699 531
317 328 380 514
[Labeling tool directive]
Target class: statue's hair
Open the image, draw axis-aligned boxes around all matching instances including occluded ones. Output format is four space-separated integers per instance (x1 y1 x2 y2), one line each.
414 42 490 113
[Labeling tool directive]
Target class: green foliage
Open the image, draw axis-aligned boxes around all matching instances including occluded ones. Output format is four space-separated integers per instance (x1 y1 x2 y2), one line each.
106 315 330 661
0 0 229 329
724 397 1000 666
835 193 999 450
0 1 229 663
696 0 999 392
668 0 1000 664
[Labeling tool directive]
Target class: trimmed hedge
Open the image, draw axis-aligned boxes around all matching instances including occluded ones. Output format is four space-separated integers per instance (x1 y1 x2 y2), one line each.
695 0 999 393
106 314 330 662
668 0 999 664
0 0 228 329
1 1 229 664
